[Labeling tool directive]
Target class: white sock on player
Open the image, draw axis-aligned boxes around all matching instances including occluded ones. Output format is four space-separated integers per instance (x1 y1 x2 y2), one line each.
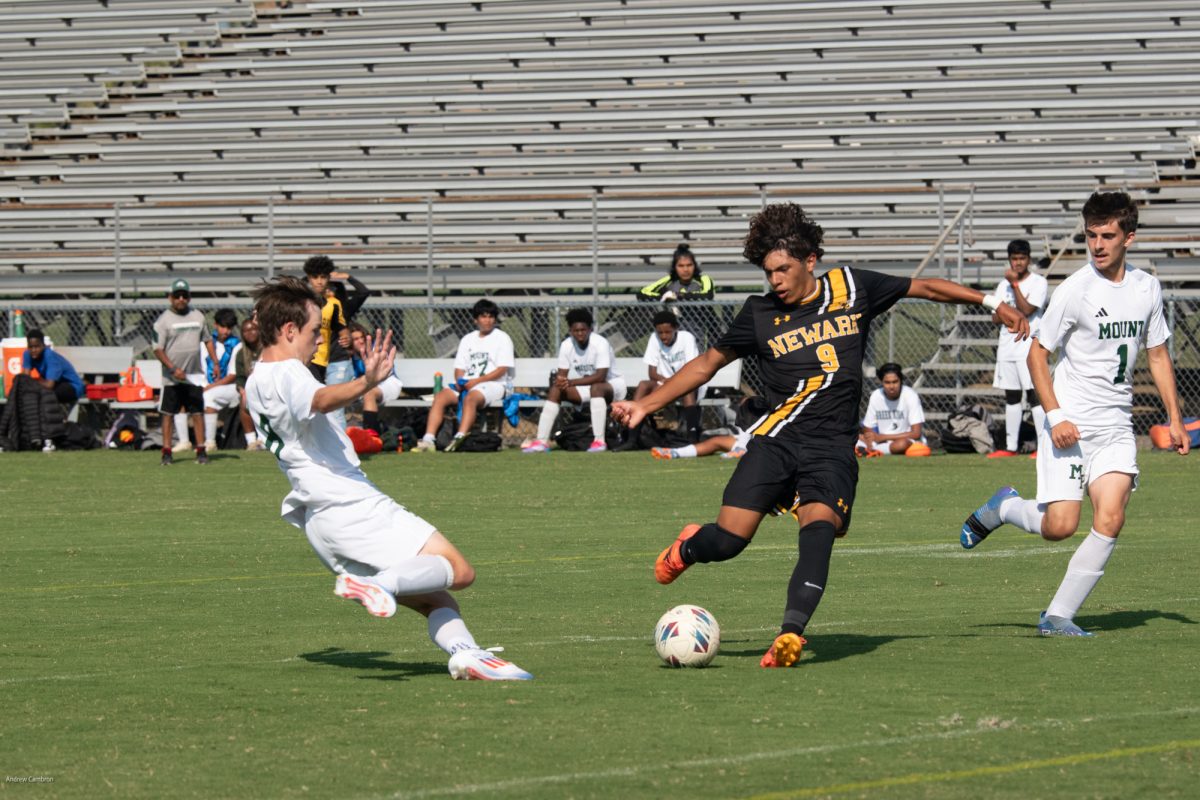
1005 403 1022 451
244 431 257 445
536 401 560 442
204 412 218 443
1031 405 1046 443
675 444 699 458
999 496 1045 535
373 555 455 597
589 397 607 441
427 606 479 655
174 413 189 444
1045 529 1116 620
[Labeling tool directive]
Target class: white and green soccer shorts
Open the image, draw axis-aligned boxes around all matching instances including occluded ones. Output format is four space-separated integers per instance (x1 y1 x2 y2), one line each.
1036 423 1139 504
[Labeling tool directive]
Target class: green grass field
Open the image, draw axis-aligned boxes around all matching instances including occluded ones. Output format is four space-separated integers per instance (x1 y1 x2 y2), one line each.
1 449 1196 799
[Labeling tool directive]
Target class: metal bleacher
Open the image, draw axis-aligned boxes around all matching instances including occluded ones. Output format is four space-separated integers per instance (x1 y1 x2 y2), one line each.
1 0 1198 297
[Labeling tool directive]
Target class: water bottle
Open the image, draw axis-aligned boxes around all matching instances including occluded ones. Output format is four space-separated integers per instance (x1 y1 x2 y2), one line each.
433 371 443 393
13 309 25 337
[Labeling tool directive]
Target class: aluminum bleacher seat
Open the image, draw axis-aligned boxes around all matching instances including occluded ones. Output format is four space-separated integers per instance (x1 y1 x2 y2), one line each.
2 0 1198 296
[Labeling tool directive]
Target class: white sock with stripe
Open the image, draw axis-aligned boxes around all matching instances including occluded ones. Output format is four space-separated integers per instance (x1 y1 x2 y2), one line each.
427 606 479 655
1045 529 1116 620
674 445 698 458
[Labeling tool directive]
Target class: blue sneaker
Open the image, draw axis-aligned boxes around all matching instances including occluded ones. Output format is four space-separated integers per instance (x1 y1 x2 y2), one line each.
960 486 1019 549
1038 612 1096 637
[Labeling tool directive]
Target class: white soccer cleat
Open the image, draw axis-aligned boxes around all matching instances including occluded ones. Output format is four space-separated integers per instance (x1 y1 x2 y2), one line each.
414 438 436 452
333 574 396 618
203 439 219 452
1038 612 1096 638
448 648 533 681
171 440 193 454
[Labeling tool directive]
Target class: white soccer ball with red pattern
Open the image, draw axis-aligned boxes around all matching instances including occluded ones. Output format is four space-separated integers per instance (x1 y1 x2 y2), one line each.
654 604 720 668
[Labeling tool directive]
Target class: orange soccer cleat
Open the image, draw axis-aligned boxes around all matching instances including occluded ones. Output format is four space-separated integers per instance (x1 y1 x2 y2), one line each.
655 524 701 584
760 632 807 668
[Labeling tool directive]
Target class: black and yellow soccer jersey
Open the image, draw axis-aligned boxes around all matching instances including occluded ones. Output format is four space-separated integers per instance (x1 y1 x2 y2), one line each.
717 266 911 449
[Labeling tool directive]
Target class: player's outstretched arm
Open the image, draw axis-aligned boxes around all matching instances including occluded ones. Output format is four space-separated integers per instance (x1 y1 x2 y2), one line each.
908 277 1029 341
611 346 733 429
1146 343 1190 455
312 328 396 413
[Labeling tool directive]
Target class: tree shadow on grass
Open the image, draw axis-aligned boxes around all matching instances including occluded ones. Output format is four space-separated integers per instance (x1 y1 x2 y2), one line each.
721 633 927 665
300 647 446 682
974 608 1196 635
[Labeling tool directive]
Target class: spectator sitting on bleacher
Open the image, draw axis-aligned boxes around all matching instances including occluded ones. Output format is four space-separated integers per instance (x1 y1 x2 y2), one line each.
616 310 702 449
200 308 242 451
154 279 219 466
638 243 715 303
235 317 267 451
522 307 626 454
415 299 514 453
21 329 84 407
348 322 404 436
857 363 928 457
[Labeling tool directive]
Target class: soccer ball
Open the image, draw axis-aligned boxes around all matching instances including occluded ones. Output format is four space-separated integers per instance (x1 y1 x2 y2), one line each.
654 604 720 668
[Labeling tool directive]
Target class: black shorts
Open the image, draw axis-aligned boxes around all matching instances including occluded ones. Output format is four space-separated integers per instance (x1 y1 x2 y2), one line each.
722 437 859 530
161 383 205 414
52 380 79 405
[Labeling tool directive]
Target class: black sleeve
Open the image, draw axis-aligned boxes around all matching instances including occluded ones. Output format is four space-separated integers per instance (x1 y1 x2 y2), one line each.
854 268 911 320
715 298 757 359
342 276 371 319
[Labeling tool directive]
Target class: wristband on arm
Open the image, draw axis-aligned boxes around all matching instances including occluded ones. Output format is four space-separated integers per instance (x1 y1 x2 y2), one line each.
1046 408 1067 427
980 294 1001 312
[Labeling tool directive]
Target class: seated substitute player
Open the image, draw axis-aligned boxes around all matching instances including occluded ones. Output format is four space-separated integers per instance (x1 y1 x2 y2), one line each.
856 362 927 456
348 322 404 436
612 203 1028 668
650 395 771 461
616 310 702 449
959 191 1189 637
415 299 515 453
523 307 625 454
245 277 532 680
988 239 1049 458
235 317 268 450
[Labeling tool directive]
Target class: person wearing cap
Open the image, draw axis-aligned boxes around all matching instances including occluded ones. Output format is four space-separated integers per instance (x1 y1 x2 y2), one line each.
21 328 85 406
988 239 1049 458
153 279 220 466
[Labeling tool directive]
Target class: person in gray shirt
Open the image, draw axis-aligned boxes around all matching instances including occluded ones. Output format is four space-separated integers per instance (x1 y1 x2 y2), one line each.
153 279 219 465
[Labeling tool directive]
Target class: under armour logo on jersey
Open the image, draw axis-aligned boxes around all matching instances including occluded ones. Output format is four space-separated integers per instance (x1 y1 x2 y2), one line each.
773 314 792 326
836 498 848 512
1095 307 1110 318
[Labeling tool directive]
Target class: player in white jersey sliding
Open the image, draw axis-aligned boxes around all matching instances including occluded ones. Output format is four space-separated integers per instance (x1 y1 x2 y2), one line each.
960 191 1190 636
245 277 532 680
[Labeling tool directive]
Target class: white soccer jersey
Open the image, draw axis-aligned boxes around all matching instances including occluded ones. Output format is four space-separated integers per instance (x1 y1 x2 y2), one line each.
245 359 380 528
862 385 926 435
643 329 699 379
994 271 1049 361
556 333 622 382
453 329 515 390
1038 263 1169 431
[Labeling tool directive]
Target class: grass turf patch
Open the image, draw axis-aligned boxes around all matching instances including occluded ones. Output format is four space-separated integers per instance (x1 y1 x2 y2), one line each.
0 449 1195 798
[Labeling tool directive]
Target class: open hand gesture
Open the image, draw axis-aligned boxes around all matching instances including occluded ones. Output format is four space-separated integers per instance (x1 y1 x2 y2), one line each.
359 328 396 389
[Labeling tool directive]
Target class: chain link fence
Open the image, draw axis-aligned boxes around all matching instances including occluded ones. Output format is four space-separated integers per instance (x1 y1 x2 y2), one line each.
3 293 1196 437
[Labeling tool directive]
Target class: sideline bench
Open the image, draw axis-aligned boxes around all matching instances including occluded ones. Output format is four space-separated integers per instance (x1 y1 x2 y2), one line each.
389 357 744 409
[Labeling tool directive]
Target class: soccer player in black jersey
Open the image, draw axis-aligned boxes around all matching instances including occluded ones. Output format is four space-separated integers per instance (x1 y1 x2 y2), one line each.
612 203 1029 668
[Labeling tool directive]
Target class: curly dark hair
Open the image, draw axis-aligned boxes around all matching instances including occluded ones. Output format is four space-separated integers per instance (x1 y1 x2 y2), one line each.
742 203 825 267
303 254 335 277
1082 191 1138 234
565 307 594 327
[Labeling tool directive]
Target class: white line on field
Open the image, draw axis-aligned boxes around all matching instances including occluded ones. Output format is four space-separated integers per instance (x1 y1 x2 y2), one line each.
383 705 1200 800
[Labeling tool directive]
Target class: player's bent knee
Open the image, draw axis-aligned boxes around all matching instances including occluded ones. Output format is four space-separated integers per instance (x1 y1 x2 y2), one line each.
450 563 476 590
1092 510 1125 537
1040 520 1076 541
